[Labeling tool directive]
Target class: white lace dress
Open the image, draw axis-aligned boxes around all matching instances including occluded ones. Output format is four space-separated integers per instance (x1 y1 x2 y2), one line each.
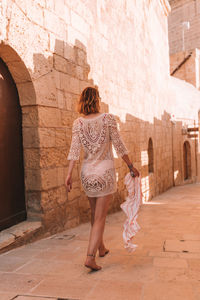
67 113 129 197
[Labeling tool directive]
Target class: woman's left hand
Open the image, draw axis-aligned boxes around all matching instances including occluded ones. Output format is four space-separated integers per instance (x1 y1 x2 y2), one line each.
65 175 72 192
129 166 140 178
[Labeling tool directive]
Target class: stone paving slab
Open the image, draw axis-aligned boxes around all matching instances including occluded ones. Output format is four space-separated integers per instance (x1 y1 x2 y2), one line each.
164 239 200 253
0 183 200 300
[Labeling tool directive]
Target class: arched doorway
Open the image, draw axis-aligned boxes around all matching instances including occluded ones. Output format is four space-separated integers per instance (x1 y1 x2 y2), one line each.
148 138 154 173
0 58 26 230
183 141 191 180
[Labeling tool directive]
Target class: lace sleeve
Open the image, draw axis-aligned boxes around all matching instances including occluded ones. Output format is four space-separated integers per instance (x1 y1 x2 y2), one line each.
67 119 81 161
108 114 129 157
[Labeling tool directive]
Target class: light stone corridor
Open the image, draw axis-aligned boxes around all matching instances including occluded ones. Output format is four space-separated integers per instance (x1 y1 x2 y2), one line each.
0 183 200 300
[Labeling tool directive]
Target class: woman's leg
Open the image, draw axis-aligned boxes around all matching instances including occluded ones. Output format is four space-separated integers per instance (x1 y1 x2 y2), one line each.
88 197 96 226
88 197 109 256
85 194 111 270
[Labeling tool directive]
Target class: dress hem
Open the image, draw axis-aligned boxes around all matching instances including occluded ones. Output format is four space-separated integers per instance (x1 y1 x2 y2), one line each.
85 190 117 198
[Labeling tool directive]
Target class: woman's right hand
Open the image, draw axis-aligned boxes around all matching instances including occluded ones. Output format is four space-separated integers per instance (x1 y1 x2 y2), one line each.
65 174 72 192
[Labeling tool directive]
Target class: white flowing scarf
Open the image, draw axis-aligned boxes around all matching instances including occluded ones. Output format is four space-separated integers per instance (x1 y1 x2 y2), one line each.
120 173 142 252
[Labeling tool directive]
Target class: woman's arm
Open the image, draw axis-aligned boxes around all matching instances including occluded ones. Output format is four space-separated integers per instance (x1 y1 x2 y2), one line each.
65 119 81 192
65 160 76 192
108 114 139 177
122 154 140 177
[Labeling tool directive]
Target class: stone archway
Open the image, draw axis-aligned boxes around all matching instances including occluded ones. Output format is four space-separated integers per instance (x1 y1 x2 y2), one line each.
183 141 191 180
0 43 41 224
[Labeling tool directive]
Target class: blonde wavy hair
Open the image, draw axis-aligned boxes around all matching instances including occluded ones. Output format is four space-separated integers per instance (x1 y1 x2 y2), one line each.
78 87 100 115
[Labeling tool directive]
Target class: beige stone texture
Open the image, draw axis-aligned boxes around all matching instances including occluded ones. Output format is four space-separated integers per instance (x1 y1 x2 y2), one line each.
43 9 66 38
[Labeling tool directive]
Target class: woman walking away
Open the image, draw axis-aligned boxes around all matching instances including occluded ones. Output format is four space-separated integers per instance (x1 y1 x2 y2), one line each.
65 87 139 271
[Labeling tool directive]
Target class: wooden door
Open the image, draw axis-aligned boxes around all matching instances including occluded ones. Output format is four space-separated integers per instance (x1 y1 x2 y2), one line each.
0 58 26 231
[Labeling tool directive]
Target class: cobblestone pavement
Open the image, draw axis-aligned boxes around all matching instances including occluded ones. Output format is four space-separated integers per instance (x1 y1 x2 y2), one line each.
0 183 200 300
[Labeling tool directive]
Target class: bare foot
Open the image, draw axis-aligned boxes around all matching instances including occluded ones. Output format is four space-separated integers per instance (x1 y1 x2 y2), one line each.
99 246 109 257
85 256 102 271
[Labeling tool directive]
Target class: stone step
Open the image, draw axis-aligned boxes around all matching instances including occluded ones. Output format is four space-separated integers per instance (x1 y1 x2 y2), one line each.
0 221 42 254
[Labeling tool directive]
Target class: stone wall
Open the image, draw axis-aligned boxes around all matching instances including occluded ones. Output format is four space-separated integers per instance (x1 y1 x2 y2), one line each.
198 110 200 182
168 0 200 54
0 0 200 233
170 49 200 90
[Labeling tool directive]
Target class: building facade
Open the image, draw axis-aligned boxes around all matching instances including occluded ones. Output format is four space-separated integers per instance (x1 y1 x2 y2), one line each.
168 0 200 54
168 0 200 90
0 0 199 234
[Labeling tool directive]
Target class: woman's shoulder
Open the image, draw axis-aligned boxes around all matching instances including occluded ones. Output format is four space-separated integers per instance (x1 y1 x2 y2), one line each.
72 117 81 130
73 113 116 125
103 112 115 119
104 113 117 124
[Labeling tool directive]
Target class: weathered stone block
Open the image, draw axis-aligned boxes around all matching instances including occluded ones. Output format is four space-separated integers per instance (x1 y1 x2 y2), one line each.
54 54 67 74
57 186 67 205
61 110 73 127
71 10 90 36
58 167 65 186
38 128 56 148
25 169 41 191
44 9 65 37
33 72 57 107
63 92 76 111
55 128 68 147
41 186 67 212
26 191 41 213
17 82 36 106
54 1 69 22
60 72 71 92
66 199 79 219
8 3 49 65
50 34 64 56
38 107 61 127
41 161 66 183
64 43 76 62
57 89 64 109
24 149 40 169
70 76 80 95
7 61 31 83
40 168 60 190
23 127 40 148
26 0 44 27
22 106 38 128
64 216 80 229
42 204 66 230
75 47 87 66
31 52 53 81
67 25 87 50
67 188 81 202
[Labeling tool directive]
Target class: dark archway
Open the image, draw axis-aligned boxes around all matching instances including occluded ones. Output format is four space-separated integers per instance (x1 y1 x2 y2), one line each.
0 43 40 229
148 138 154 173
183 141 191 180
0 58 26 230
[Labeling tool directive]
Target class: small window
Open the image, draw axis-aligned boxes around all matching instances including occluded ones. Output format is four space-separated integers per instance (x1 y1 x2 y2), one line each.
148 138 154 173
